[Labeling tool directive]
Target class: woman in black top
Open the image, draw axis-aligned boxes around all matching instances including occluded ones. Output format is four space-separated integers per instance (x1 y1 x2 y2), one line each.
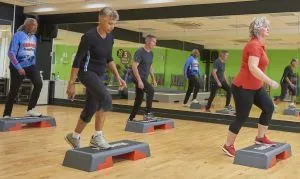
65 7 126 149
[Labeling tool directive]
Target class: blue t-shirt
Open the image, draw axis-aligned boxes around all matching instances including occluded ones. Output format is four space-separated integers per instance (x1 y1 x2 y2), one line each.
8 31 37 70
134 47 153 79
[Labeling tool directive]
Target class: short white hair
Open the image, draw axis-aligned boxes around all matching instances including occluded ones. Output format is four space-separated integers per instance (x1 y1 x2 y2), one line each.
24 18 37 25
99 7 119 21
249 16 270 38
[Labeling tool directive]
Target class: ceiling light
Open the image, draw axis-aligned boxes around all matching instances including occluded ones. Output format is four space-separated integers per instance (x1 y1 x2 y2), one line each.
144 0 175 4
84 3 106 9
33 7 56 12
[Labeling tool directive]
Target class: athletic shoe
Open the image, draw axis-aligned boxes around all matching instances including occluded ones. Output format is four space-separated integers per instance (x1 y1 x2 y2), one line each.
65 133 81 149
144 112 155 120
225 105 235 111
127 118 137 122
222 144 235 157
183 103 190 107
90 134 111 149
255 135 276 146
192 99 199 103
26 108 42 117
273 104 278 113
3 116 11 119
289 103 296 109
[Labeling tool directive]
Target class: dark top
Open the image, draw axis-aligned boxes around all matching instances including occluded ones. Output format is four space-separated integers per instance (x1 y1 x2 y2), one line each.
281 65 293 84
72 27 114 76
211 58 225 82
134 47 153 79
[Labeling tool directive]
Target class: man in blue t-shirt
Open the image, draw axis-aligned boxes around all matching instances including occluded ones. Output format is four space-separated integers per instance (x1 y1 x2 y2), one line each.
3 18 43 118
128 35 157 121
183 49 201 106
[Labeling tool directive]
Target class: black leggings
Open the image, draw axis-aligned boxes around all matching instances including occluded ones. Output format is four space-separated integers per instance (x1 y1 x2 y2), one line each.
183 75 200 104
3 66 43 116
206 81 231 110
78 70 112 123
277 83 296 101
129 78 154 119
229 85 274 134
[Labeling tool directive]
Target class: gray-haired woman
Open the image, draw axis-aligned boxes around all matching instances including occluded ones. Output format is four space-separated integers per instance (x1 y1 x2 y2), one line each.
222 17 279 157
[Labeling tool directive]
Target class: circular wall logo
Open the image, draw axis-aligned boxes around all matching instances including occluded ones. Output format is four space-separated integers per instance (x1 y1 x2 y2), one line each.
117 49 131 64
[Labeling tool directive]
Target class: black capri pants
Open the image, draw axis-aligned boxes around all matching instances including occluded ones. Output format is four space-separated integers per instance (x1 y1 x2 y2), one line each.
78 70 112 123
229 84 274 134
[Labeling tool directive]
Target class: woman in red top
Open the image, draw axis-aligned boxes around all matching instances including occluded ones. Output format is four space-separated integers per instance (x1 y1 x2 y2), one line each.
222 17 279 157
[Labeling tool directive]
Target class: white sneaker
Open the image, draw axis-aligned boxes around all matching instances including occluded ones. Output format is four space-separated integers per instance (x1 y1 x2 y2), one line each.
3 116 11 119
183 103 190 107
289 103 296 108
273 104 278 113
192 99 199 103
26 109 42 117
90 134 111 149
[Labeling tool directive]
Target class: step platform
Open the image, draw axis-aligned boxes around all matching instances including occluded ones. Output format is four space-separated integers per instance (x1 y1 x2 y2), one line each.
63 140 150 172
0 116 56 132
283 108 300 116
216 109 236 115
125 118 174 133
234 142 291 169
190 103 203 109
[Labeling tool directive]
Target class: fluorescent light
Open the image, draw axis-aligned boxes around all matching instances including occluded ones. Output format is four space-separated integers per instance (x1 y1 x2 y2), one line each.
144 0 175 4
33 7 56 12
84 3 106 9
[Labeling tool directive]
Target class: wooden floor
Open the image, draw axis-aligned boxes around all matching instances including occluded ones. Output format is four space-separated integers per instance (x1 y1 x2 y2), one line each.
113 97 300 122
0 104 300 179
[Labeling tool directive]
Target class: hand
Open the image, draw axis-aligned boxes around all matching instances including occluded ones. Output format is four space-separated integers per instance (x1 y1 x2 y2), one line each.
269 80 279 89
152 79 158 87
18 69 25 76
66 82 76 101
118 78 127 90
138 80 144 89
217 82 222 87
290 84 296 89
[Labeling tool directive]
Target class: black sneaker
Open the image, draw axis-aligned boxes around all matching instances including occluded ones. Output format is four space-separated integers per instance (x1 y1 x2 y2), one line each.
127 118 137 122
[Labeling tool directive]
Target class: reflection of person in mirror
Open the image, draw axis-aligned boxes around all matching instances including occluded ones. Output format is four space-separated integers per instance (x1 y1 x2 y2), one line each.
65 7 126 150
274 59 298 108
128 35 157 121
222 16 280 157
205 50 232 112
3 18 43 118
183 49 201 107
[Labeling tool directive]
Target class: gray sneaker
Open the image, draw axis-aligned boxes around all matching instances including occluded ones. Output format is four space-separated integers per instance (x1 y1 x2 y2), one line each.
90 134 111 149
65 133 80 149
143 112 155 120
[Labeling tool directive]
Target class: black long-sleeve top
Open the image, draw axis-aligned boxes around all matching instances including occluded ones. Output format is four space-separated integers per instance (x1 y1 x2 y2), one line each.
72 27 114 76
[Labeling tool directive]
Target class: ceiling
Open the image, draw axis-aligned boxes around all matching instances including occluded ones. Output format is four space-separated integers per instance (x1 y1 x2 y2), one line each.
2 0 300 49
115 12 300 49
55 29 144 48
0 0 254 15
56 12 300 49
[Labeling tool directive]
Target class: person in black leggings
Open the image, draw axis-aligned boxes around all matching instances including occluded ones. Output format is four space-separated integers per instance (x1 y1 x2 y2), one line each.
128 35 157 121
205 50 232 112
65 7 126 149
222 16 279 157
3 18 43 118
183 49 201 106
274 59 298 108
